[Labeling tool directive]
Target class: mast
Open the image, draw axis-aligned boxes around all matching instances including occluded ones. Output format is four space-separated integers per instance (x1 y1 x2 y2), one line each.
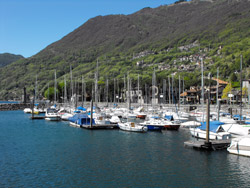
168 76 171 106
48 83 50 103
240 55 243 124
201 58 205 122
179 75 181 109
106 78 109 106
64 75 67 104
123 74 126 102
205 72 212 148
81 76 84 106
95 72 98 104
138 74 140 105
54 70 57 103
183 77 185 105
127 74 131 110
172 74 174 105
70 65 73 109
75 78 77 109
145 83 147 108
163 79 166 104
114 78 116 103
95 59 99 105
117 79 120 103
216 68 219 120
152 69 156 106
84 78 86 104
34 74 38 105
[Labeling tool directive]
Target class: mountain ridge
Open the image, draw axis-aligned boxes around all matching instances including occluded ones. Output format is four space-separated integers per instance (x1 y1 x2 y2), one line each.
1 0 250 100
0 53 24 68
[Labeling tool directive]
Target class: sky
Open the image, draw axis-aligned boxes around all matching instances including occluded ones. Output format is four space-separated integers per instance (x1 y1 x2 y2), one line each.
0 0 178 58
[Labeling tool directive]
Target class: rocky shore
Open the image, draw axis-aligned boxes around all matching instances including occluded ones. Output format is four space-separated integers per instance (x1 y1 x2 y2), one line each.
0 103 31 111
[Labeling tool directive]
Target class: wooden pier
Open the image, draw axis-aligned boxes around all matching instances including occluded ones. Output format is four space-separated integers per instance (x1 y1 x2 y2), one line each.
184 139 231 150
81 124 118 129
30 116 45 120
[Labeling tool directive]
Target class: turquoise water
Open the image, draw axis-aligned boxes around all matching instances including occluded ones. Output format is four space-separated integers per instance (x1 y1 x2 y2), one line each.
1 111 250 188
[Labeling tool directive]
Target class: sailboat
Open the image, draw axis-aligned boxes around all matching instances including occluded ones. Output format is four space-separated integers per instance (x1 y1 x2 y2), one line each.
227 136 250 157
118 118 148 133
45 71 60 121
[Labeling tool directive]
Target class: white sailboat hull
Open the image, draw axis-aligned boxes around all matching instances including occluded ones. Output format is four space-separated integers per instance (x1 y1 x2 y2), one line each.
189 128 231 140
118 122 147 133
228 137 250 157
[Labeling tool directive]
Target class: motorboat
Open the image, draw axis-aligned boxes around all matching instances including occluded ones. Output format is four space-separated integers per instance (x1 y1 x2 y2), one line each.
45 108 60 121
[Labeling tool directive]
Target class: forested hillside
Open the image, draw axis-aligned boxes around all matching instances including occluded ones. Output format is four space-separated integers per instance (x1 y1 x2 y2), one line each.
0 53 24 68
1 0 250 100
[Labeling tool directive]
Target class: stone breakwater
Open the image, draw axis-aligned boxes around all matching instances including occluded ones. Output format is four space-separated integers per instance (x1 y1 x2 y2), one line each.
0 103 31 111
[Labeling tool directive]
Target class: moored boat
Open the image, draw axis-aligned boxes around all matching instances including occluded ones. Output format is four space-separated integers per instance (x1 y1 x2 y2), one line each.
189 121 231 140
227 136 250 157
45 108 60 121
164 120 181 130
140 117 165 131
118 121 148 133
68 114 91 127
23 108 32 113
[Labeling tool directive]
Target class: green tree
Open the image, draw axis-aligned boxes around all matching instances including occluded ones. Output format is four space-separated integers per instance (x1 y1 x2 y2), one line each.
242 86 248 96
44 87 58 101
229 73 237 82
222 83 232 99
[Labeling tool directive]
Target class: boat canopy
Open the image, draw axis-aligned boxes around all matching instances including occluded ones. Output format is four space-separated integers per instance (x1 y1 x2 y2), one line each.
233 114 249 120
77 106 86 111
199 121 225 133
165 115 174 121
68 114 95 125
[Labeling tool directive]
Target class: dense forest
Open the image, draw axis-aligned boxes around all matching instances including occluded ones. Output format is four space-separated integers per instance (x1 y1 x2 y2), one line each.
0 53 24 68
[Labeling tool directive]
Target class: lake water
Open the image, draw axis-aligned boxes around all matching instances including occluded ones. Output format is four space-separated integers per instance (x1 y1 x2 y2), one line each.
0 101 19 104
1 110 250 188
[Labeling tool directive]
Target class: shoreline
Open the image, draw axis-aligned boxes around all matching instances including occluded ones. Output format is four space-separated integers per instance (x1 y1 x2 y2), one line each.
0 103 31 111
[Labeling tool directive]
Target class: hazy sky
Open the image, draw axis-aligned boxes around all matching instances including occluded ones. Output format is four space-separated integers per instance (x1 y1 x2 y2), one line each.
0 0 178 57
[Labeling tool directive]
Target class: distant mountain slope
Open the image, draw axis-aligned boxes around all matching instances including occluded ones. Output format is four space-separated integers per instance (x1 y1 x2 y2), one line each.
0 53 24 67
1 0 250 100
42 0 249 56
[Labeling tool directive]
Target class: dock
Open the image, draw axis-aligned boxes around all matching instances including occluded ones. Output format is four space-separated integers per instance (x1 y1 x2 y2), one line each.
81 124 118 129
30 116 45 120
184 139 231 150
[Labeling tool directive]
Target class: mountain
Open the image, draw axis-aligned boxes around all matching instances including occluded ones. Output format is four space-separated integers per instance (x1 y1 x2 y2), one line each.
0 53 24 67
1 0 250 100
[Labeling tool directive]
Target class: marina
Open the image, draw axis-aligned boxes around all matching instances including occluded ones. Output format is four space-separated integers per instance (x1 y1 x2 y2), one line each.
1 0 250 187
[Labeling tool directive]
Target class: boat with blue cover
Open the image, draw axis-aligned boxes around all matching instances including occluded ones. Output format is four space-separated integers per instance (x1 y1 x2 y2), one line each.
68 113 116 129
189 121 231 140
68 114 93 128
